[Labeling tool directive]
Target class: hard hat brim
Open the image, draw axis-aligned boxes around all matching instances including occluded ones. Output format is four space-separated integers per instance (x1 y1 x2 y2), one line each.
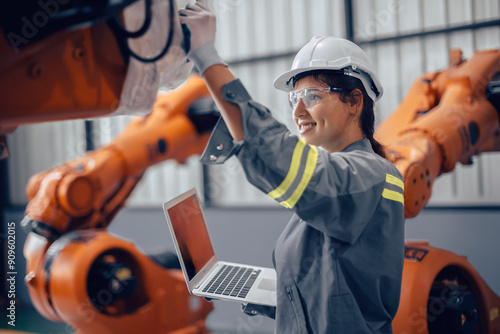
273 66 383 102
273 67 330 92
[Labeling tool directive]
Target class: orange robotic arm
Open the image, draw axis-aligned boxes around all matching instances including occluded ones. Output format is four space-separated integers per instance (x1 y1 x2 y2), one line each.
0 0 192 154
376 49 500 218
21 75 218 239
22 75 218 333
24 230 214 334
394 242 500 334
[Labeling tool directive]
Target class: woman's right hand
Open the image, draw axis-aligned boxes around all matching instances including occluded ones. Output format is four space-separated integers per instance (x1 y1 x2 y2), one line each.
178 1 217 55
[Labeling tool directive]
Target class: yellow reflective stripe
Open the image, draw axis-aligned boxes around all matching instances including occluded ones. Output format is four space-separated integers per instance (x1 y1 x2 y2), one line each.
267 139 307 200
386 173 404 190
382 188 405 205
281 145 318 209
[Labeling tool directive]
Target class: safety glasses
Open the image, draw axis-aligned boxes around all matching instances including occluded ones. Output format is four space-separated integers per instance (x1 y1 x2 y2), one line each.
288 87 344 111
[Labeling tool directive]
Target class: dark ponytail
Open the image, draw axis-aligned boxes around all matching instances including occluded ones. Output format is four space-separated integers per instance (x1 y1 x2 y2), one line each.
298 71 386 159
357 87 386 159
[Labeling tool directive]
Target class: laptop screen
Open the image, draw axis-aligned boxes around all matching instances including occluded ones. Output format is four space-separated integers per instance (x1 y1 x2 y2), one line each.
165 191 215 281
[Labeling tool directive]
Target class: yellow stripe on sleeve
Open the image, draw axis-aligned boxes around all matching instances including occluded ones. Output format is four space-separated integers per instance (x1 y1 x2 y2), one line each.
267 139 306 200
382 188 405 205
281 145 318 209
386 173 404 190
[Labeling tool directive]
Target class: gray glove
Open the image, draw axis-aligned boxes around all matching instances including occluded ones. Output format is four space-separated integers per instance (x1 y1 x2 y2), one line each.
179 1 227 76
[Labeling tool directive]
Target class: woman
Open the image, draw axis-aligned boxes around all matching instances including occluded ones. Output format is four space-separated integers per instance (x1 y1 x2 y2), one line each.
180 2 405 333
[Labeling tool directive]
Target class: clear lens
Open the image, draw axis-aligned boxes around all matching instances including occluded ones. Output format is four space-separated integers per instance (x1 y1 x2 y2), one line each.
288 87 343 111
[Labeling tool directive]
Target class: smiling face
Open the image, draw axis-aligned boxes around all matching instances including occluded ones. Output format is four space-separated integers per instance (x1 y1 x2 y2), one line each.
292 75 364 153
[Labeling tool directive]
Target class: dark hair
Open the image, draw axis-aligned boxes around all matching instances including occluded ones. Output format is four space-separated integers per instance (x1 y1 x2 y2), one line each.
293 70 386 158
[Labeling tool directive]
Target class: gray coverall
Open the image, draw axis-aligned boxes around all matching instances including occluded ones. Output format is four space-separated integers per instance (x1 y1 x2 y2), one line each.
200 79 405 333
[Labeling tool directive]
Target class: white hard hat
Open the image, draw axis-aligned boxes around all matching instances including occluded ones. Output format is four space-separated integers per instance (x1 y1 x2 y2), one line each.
273 36 383 102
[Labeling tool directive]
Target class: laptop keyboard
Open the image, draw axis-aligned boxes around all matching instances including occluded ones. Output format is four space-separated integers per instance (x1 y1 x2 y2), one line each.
202 265 261 298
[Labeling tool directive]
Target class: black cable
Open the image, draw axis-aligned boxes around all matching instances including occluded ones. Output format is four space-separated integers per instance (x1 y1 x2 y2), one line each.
108 0 176 63
108 0 153 38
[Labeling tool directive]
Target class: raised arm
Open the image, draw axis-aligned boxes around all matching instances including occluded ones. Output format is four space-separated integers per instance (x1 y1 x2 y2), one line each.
179 1 243 140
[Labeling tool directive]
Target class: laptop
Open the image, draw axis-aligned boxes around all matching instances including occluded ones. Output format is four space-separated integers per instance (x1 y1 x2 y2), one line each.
162 187 277 307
